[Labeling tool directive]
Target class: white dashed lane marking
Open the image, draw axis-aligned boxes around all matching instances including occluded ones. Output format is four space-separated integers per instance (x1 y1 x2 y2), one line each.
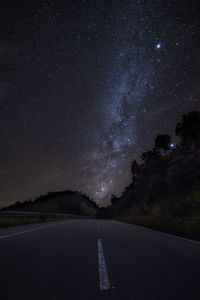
97 238 110 291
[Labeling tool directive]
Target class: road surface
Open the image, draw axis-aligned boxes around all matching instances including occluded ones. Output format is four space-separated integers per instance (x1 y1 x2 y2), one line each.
0 219 200 299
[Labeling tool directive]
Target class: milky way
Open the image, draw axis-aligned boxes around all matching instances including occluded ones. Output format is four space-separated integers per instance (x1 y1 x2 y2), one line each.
0 1 200 206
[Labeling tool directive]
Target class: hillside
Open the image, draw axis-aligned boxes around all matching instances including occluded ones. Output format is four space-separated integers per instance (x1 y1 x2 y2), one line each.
98 111 200 240
2 191 99 217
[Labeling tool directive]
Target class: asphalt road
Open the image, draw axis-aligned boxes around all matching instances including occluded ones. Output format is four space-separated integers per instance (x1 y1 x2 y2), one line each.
0 219 200 300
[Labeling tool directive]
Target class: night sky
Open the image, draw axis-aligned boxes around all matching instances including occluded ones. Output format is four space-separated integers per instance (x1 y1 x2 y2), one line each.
0 0 200 207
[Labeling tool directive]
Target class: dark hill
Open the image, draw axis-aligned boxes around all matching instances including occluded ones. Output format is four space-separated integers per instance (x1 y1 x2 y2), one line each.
2 191 99 217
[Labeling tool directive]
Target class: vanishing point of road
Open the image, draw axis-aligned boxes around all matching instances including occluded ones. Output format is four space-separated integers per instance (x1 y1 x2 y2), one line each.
0 219 200 300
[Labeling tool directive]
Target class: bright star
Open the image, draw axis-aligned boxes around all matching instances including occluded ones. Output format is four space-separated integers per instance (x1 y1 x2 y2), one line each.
170 143 174 147
156 43 161 49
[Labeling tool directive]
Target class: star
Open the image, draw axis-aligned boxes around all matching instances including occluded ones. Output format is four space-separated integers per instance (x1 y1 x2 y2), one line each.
156 43 161 49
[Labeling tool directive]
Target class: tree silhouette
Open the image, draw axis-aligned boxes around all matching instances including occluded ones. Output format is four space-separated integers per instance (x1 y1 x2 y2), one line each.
176 111 200 151
141 148 160 162
111 194 120 205
131 160 141 184
155 134 171 154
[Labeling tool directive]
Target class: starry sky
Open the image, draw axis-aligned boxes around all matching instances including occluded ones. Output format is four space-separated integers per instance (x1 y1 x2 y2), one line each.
0 0 200 207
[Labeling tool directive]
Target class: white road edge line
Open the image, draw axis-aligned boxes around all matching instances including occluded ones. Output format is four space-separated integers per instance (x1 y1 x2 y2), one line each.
126 222 200 245
97 238 110 291
158 231 200 245
0 222 66 239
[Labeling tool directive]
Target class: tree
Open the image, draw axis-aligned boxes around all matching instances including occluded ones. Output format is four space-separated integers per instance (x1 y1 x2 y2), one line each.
176 111 200 151
131 160 141 184
141 148 160 162
155 134 171 154
111 194 120 205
